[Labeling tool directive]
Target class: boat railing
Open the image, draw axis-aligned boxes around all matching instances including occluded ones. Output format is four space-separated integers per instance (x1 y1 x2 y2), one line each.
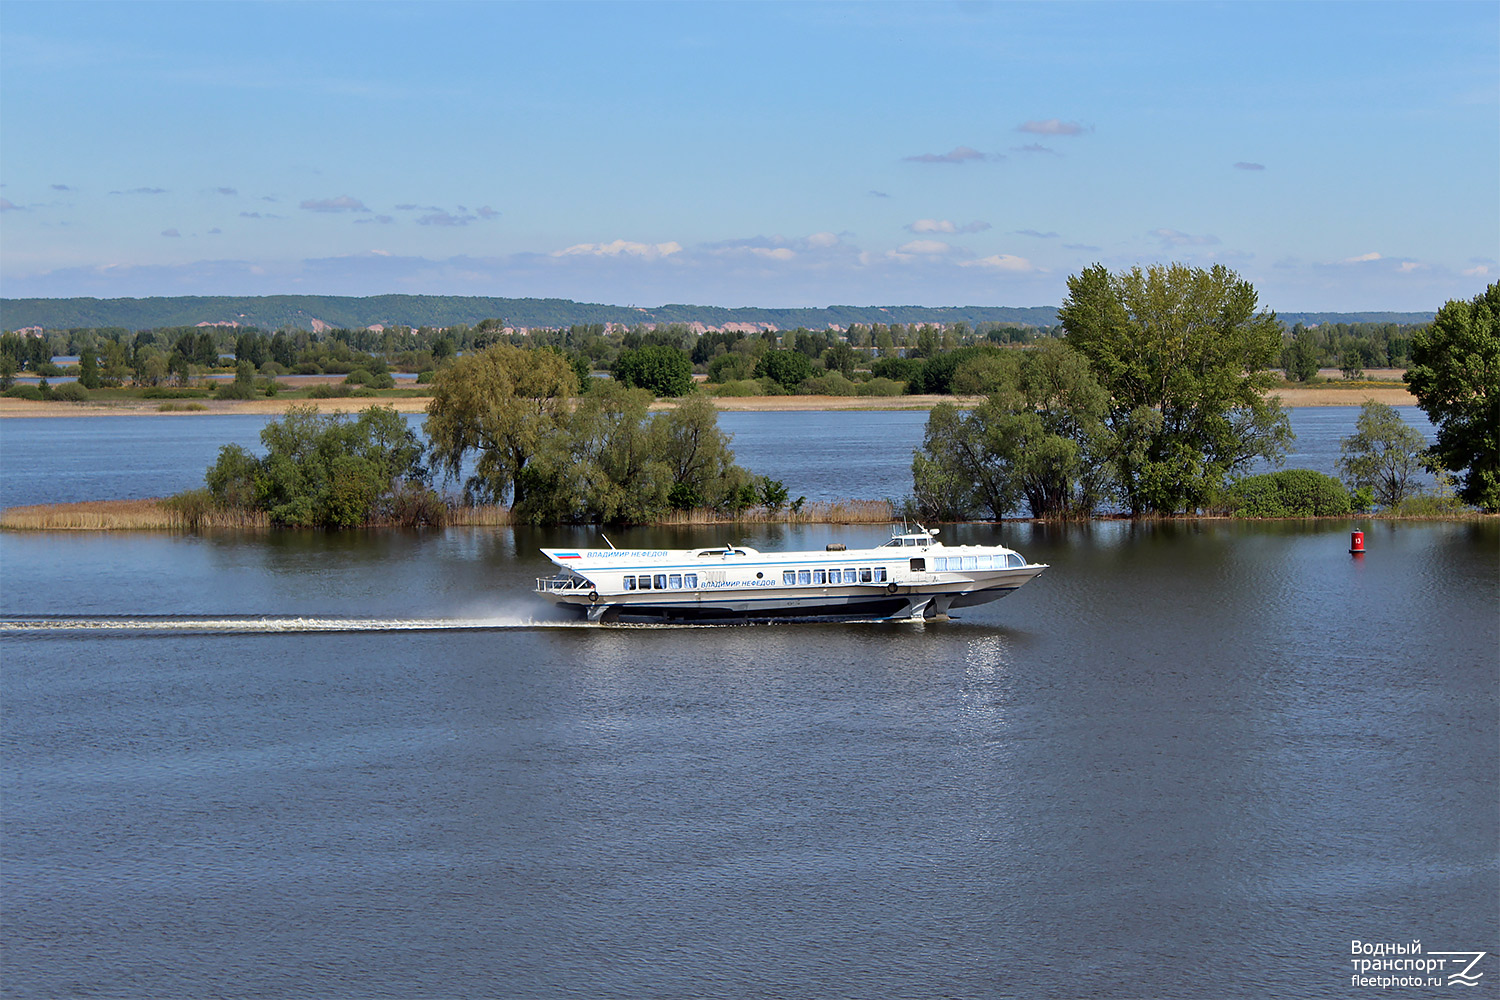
536 575 593 593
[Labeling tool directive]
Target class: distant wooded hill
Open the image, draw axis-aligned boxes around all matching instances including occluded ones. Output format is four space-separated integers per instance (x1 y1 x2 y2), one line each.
0 294 1433 332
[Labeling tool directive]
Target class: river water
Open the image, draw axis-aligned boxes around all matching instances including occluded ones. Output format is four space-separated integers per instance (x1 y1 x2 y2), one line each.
1 410 1495 999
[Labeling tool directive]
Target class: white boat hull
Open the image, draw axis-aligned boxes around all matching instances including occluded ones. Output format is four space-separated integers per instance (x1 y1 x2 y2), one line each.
536 530 1046 623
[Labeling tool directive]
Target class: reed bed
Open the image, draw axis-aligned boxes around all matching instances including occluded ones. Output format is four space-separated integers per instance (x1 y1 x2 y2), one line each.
0 498 270 531
3 497 895 531
446 504 514 526
655 499 894 525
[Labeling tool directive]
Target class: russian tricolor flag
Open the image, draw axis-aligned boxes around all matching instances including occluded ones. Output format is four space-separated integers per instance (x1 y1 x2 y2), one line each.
555 552 581 560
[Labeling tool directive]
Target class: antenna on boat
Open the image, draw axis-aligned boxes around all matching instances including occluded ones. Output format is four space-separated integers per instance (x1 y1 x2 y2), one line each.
601 534 616 550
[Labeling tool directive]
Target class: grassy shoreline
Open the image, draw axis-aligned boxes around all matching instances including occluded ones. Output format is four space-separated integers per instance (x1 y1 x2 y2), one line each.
3 496 1487 532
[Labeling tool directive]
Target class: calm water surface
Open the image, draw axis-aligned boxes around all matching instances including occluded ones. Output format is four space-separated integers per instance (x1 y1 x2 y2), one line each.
2 517 1495 999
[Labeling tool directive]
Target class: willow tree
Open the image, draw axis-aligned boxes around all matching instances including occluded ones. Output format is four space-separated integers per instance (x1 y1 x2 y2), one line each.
912 339 1114 520
424 343 578 506
1059 262 1290 514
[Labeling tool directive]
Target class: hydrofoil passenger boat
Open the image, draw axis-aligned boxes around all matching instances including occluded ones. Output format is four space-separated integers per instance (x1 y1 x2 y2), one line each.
536 527 1046 623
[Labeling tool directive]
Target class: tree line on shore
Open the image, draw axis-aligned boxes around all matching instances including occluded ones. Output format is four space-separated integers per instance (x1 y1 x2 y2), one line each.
2 297 1433 403
134 266 1500 525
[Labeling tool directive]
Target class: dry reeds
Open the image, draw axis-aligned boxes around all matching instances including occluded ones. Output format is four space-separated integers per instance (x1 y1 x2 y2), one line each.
0 498 270 531
656 499 894 525
446 504 513 526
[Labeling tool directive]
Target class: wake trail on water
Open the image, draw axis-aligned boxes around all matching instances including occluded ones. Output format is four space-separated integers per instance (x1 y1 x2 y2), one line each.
0 613 719 635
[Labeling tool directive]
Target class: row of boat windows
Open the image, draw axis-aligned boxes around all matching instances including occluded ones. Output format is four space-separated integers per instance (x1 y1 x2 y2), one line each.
625 574 700 591
931 553 1028 571
783 567 887 586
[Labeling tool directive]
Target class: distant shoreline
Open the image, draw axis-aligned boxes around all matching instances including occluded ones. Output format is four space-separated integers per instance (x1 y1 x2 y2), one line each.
0 380 1417 418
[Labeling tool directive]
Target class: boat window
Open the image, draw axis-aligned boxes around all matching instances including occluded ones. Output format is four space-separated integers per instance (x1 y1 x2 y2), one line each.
625 576 637 591
910 558 925 572
844 567 856 581
1010 553 1027 568
638 575 652 590
977 555 992 569
812 569 826 584
654 574 667 590
859 567 872 583
669 574 683 590
797 569 812 585
828 568 842 584
962 556 978 570
684 573 698 587
783 570 796 585
874 567 887 582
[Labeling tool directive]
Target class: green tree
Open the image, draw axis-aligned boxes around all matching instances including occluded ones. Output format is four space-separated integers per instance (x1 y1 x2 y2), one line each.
823 341 858 377
754 349 813 390
1338 400 1429 507
611 344 693 397
204 405 433 527
514 382 750 524
216 360 258 399
1281 325 1320 382
424 343 579 506
0 351 16 390
1404 282 1499 510
78 349 100 389
1058 262 1290 514
912 339 1114 519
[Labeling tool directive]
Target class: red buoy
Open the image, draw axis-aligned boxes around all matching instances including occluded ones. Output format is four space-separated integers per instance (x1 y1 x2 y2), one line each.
1349 530 1365 555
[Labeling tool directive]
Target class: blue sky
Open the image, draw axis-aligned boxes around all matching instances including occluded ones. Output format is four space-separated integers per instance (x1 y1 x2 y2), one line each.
1 1 1495 312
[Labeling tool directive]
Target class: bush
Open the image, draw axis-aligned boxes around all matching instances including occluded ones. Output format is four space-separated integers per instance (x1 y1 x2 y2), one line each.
1226 469 1353 517
416 370 435 384
308 383 353 398
344 368 375 385
800 372 858 396
857 377 906 396
142 387 210 399
710 379 764 397
215 379 257 400
3 385 44 400
50 381 90 402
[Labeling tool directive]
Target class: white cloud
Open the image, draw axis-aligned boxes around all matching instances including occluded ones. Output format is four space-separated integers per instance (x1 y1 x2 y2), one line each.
552 239 683 259
806 231 839 248
904 146 988 164
0 198 19 212
959 254 1037 272
1342 252 1382 263
161 228 181 238
1153 228 1221 247
1017 119 1088 136
1462 265 1491 277
300 195 370 213
896 239 953 255
749 247 796 261
908 219 991 235
1397 261 1422 274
